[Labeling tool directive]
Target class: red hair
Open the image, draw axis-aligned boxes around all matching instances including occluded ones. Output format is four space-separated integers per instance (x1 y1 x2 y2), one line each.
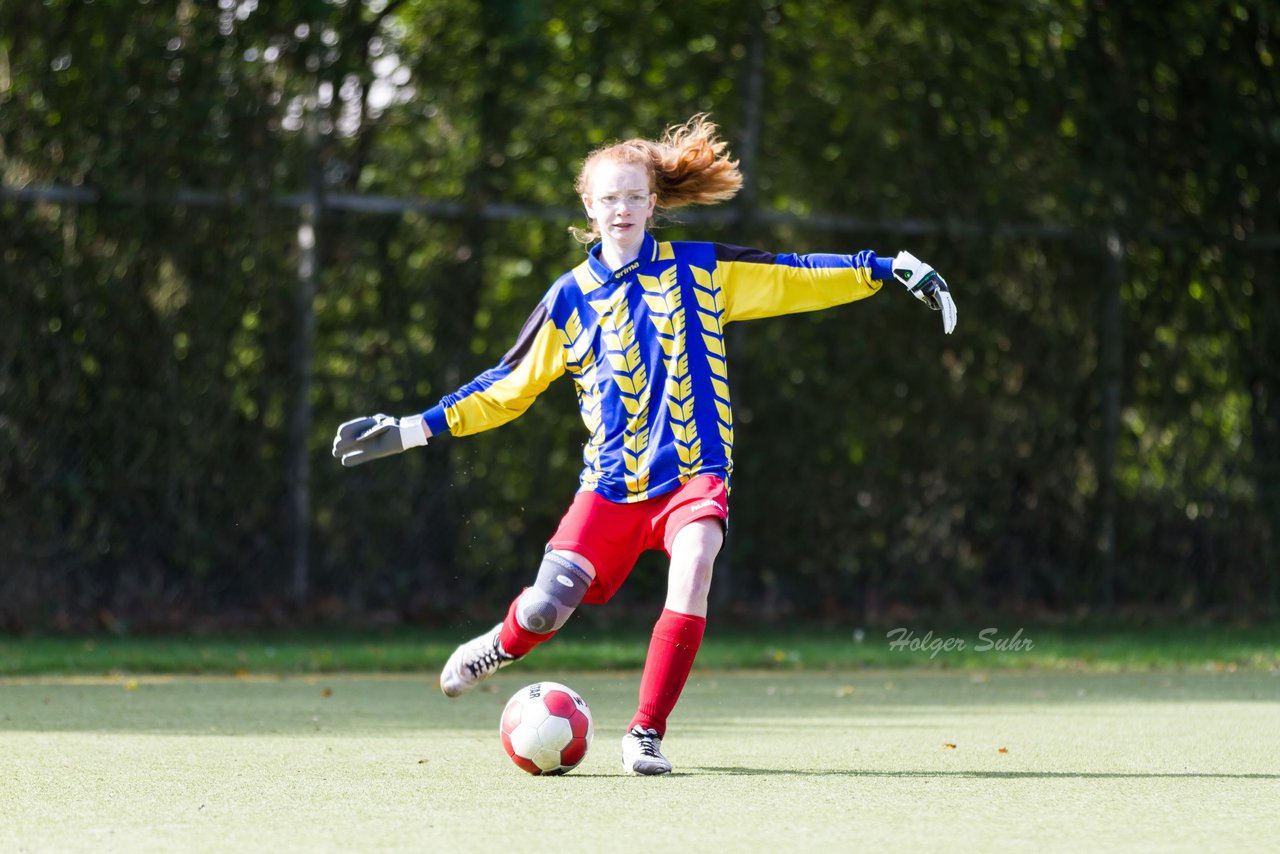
572 114 743 242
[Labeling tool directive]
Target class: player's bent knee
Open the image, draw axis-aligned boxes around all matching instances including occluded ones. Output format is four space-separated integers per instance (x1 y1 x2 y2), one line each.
671 562 714 600
668 545 717 609
515 552 593 634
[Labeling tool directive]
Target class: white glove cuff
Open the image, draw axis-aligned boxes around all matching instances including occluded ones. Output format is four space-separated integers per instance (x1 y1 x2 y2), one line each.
401 414 429 448
892 250 927 283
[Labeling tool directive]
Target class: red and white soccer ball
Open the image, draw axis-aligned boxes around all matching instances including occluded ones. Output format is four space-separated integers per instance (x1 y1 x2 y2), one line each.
500 681 593 775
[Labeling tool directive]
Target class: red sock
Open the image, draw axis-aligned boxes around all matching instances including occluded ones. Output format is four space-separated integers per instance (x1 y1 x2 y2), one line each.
629 608 707 738
498 592 555 658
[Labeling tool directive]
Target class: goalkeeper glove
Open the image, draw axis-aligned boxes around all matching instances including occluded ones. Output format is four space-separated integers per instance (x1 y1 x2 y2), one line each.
893 251 957 335
332 413 429 467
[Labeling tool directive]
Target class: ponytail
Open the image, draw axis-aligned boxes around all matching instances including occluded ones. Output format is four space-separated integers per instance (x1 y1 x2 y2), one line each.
646 114 744 209
571 114 743 243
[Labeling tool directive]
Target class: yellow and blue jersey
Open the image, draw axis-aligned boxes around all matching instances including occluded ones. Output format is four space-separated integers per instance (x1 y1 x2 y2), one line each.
423 231 892 504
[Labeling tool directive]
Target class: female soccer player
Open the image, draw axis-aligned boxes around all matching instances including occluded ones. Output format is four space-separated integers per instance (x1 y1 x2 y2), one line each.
332 115 956 775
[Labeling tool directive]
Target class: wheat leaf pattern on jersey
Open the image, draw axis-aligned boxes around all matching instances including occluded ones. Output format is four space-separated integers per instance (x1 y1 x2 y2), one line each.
558 308 605 491
689 264 733 476
601 299 650 499
640 266 700 481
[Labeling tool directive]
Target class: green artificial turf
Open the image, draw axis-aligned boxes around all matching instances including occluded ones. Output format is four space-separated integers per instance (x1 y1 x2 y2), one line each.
2 669 1277 853
1 622 1277 676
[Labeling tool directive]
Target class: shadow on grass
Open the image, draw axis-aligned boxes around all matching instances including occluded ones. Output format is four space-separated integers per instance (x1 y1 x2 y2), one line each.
691 766 1280 780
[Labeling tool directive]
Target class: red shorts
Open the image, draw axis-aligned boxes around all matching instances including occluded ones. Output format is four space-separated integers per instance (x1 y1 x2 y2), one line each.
547 474 729 604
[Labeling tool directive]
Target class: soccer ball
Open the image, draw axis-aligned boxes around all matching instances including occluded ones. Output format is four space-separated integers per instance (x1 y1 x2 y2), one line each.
500 681 593 775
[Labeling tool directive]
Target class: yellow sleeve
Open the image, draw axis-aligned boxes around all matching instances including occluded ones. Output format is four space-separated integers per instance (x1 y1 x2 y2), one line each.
429 303 567 437
715 245 885 323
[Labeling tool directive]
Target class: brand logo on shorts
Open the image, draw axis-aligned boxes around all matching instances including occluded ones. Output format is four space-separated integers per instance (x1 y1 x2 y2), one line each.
688 499 723 513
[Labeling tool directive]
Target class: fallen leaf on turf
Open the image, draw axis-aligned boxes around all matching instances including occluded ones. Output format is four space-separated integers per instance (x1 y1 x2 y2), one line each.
124 679 139 691
836 686 856 698
998 747 1009 753
943 743 957 749
321 687 333 698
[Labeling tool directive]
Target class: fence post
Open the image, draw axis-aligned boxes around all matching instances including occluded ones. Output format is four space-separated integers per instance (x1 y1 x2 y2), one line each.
714 1 770 616
1096 228 1124 607
287 82 322 605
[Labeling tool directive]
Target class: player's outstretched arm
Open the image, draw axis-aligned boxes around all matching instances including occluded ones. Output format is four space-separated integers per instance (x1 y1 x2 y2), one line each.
892 251 958 335
331 413 430 467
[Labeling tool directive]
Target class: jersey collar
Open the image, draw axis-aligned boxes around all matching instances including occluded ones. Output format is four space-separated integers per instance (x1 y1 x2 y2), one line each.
585 231 658 284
